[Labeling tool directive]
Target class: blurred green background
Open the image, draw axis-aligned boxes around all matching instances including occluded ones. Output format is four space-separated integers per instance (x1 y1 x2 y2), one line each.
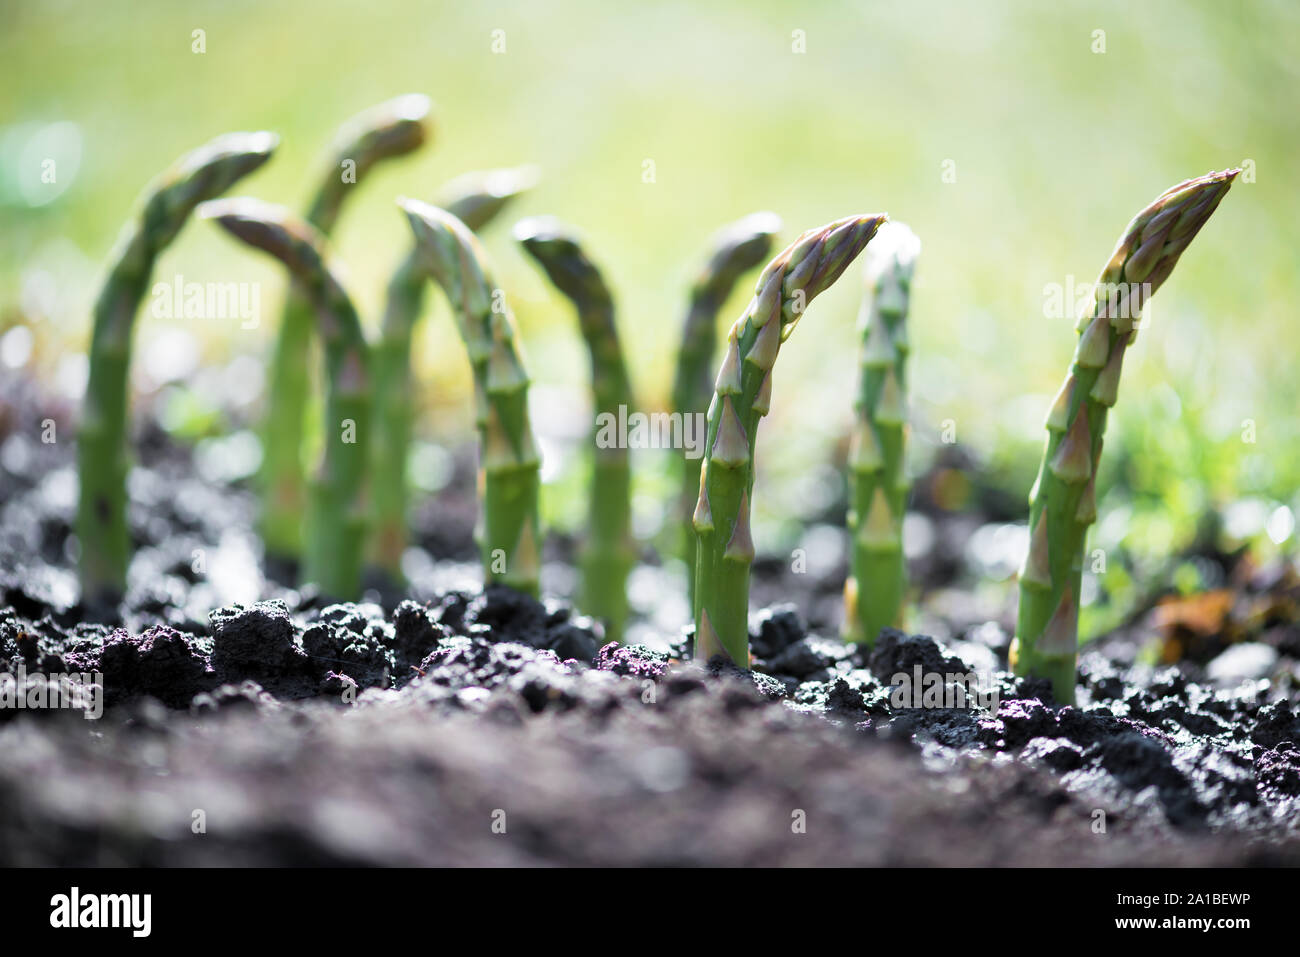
2 0 1297 633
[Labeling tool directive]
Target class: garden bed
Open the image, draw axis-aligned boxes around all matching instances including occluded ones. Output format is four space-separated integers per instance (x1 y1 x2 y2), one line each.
3 377 1298 866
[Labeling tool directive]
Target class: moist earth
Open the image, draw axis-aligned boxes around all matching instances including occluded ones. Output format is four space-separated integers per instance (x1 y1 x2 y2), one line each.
2 376 1299 865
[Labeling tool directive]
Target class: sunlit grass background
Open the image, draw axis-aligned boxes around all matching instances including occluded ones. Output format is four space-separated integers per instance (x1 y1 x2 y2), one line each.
3 0 1297 634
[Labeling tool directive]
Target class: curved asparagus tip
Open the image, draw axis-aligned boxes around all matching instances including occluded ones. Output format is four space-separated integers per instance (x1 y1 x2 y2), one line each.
399 199 500 349
691 211 784 306
202 197 336 283
368 167 539 576
1097 168 1238 306
139 131 279 247
513 216 615 313
843 221 921 646
201 198 371 600
94 132 279 346
384 165 538 332
513 216 634 640
694 214 886 664
307 93 433 231
399 198 543 596
76 131 278 603
438 165 540 233
1014 169 1239 705
674 212 782 599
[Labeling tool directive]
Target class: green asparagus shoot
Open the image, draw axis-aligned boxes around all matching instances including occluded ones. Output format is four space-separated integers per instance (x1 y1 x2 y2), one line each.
399 199 542 596
843 222 921 645
371 166 538 575
694 214 885 664
77 131 277 604
436 166 541 234
514 217 634 641
201 198 373 600
262 94 431 564
1013 169 1239 704
672 212 781 608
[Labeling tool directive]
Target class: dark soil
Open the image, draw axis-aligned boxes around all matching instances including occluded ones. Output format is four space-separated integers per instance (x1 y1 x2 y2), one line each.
2 374 1299 866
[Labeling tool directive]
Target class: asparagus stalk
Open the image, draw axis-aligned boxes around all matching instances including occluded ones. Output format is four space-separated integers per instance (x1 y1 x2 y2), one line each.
1013 169 1238 704
201 198 373 600
76 131 278 603
694 215 885 664
843 222 921 645
261 94 431 563
371 166 538 575
399 199 542 595
672 212 781 607
514 217 634 641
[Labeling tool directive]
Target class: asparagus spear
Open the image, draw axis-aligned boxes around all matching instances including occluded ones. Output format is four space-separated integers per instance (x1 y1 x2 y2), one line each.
514 217 634 641
843 222 921 645
1013 169 1238 704
694 215 885 663
76 131 277 603
201 198 373 600
370 166 538 575
434 166 540 234
399 199 542 595
261 94 431 563
672 212 781 607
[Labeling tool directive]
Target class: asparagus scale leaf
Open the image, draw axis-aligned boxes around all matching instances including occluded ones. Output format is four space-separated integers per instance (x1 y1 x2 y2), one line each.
371 166 538 575
262 94 432 563
515 216 634 641
400 199 543 596
694 214 886 664
201 198 372 600
77 131 278 603
843 222 921 645
672 212 781 607
1013 169 1238 704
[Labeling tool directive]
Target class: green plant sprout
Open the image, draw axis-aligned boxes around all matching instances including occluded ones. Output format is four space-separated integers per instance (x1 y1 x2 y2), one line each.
514 217 635 641
843 222 921 646
672 212 781 608
400 200 542 595
201 198 373 600
1013 169 1239 704
371 166 538 575
261 94 430 564
77 131 278 604
694 214 885 664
